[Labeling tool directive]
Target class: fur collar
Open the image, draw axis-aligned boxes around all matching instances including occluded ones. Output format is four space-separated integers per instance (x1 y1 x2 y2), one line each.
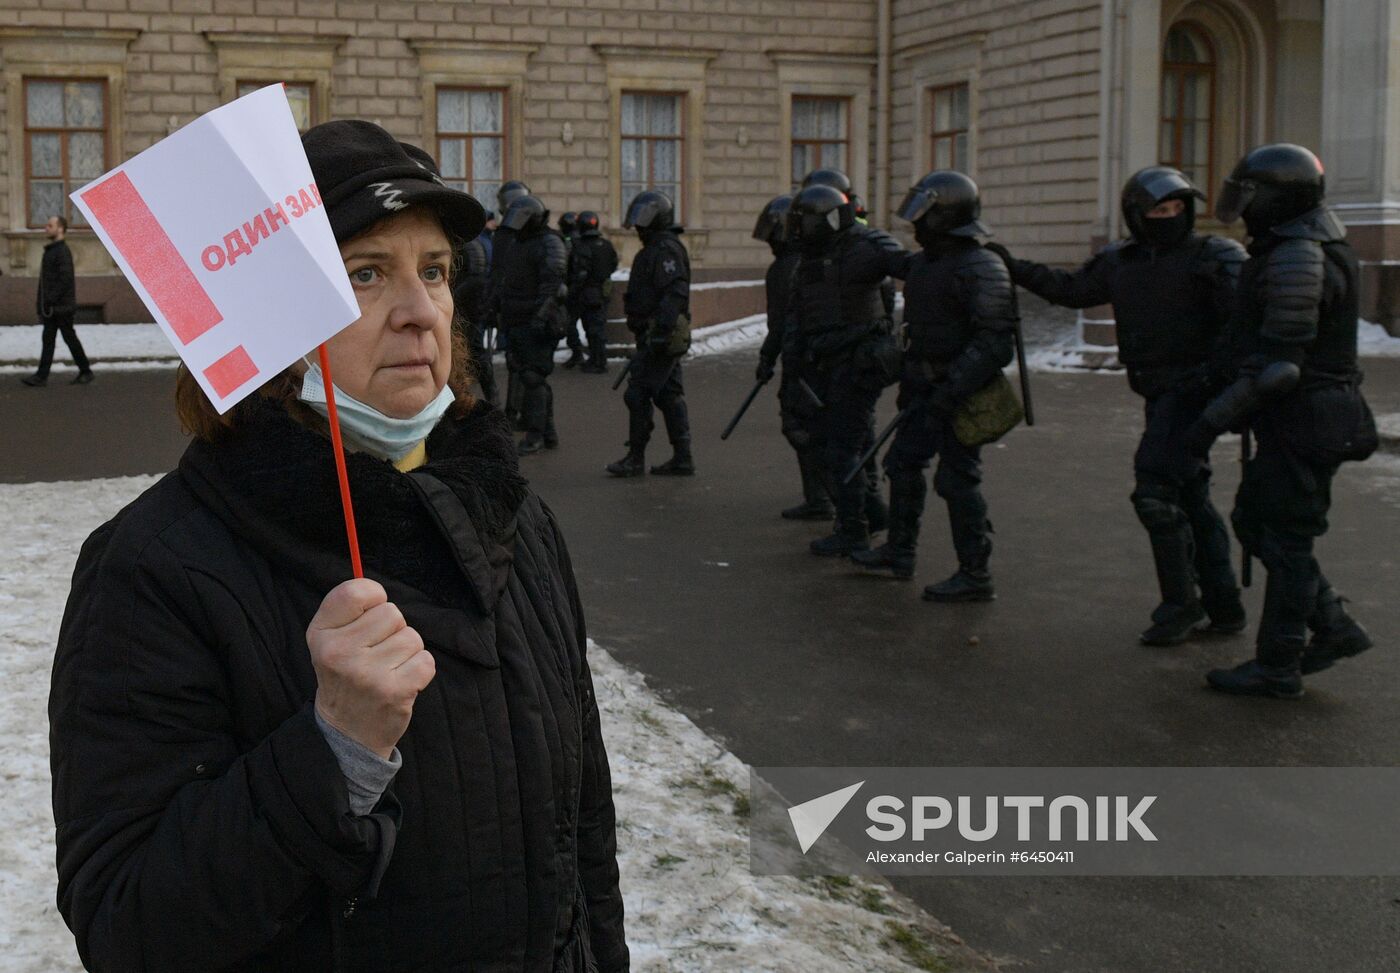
179 396 529 610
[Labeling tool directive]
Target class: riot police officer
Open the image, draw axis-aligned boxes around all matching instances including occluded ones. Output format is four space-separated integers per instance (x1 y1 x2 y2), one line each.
850 172 1013 601
1188 144 1375 698
452 233 496 406
754 194 832 519
558 211 586 368
988 166 1248 641
488 181 533 427
571 211 619 373
491 194 568 455
608 191 695 477
787 184 906 555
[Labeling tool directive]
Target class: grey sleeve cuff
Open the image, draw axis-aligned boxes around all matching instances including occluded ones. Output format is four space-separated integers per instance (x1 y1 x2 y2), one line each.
314 709 402 816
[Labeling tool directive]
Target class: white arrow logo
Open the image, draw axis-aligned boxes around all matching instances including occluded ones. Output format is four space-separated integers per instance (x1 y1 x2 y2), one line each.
787 781 864 854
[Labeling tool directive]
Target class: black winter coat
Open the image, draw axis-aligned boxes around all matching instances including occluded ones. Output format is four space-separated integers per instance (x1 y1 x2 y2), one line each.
49 398 628 973
38 238 77 318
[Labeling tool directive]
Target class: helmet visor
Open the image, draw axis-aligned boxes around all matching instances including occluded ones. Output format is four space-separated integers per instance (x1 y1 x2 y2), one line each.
1138 170 1206 206
501 204 536 232
623 197 662 230
1215 178 1255 225
896 187 936 224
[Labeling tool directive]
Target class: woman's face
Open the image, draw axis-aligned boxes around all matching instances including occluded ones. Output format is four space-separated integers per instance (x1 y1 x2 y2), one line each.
324 207 454 419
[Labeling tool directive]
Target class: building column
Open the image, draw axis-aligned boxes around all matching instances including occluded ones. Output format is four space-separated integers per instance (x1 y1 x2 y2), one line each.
1322 0 1400 332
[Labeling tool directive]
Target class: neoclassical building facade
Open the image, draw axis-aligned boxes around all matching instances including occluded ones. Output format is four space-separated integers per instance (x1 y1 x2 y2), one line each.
0 0 1395 331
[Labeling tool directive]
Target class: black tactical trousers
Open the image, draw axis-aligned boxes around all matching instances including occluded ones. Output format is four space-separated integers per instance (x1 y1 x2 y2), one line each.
564 303 584 354
884 386 989 569
580 304 608 364
1131 391 1238 610
506 323 556 441
803 357 880 537
623 352 689 452
37 313 91 377
1231 426 1336 664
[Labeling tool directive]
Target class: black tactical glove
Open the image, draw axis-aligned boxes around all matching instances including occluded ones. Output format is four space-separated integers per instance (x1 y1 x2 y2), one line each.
756 356 776 383
647 331 672 356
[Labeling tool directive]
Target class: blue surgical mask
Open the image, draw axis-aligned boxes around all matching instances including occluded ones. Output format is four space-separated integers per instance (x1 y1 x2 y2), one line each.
298 357 454 463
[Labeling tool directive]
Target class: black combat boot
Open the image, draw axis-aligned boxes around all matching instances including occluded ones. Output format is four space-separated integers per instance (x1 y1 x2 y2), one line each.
606 449 646 477
1139 529 1206 646
517 433 545 456
781 453 835 520
581 359 608 374
1207 641 1304 699
651 442 695 476
923 568 995 602
851 470 923 578
563 347 584 369
811 475 869 556
1301 580 1373 674
1201 587 1248 635
925 494 995 601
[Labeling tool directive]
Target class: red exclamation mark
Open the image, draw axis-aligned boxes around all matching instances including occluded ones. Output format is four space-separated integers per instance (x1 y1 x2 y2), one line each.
81 172 256 398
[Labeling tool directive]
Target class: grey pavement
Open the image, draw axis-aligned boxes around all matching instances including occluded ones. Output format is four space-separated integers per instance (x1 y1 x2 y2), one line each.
5 350 1400 972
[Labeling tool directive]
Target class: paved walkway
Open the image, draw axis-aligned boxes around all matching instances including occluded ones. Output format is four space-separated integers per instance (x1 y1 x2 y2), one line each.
5 350 1399 972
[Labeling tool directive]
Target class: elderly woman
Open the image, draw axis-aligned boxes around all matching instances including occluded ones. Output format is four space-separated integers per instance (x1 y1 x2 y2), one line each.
48 120 628 972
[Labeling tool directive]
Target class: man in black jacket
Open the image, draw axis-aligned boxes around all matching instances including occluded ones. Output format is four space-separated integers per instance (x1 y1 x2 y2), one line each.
23 215 93 387
852 172 1014 601
607 191 695 477
755 194 834 520
787 184 906 555
1188 144 1375 699
491 195 569 455
988 166 1247 642
571 211 619 373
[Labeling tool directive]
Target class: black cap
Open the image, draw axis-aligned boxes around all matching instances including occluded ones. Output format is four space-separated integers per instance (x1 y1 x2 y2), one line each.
302 120 485 244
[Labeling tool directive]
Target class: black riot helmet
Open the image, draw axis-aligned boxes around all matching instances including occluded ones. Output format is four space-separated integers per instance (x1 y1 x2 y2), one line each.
497 180 532 212
623 190 675 232
558 211 578 235
896 170 987 237
752 194 794 247
501 194 549 234
1216 144 1326 236
1121 166 1204 247
788 184 856 251
577 210 602 236
802 168 853 195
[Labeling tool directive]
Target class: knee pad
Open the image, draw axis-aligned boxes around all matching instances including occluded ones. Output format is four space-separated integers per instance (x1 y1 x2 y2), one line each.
1254 527 1312 573
520 369 545 391
1131 483 1186 531
623 384 648 411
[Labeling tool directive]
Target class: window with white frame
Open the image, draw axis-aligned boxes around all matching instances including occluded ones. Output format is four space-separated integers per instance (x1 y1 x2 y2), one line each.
929 82 970 172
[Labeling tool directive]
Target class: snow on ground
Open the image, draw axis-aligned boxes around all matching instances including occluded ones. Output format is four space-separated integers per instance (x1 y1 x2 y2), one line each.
0 476 990 973
0 324 174 374
1359 320 1400 357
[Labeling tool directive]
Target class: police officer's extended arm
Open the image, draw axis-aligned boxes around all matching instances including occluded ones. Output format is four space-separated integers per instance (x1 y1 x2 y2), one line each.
930 251 1018 412
985 241 1112 310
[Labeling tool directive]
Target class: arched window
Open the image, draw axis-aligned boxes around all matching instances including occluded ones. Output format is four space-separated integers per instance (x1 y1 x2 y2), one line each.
1160 23 1216 202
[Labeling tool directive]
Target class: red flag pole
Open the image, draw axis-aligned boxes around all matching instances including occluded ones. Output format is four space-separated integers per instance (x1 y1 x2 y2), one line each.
316 343 364 579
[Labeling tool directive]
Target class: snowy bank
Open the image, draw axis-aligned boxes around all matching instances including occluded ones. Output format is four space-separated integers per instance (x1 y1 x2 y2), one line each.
0 477 994 973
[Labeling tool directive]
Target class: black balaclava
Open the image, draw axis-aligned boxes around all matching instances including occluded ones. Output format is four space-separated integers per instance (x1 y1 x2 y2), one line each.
1136 210 1193 249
